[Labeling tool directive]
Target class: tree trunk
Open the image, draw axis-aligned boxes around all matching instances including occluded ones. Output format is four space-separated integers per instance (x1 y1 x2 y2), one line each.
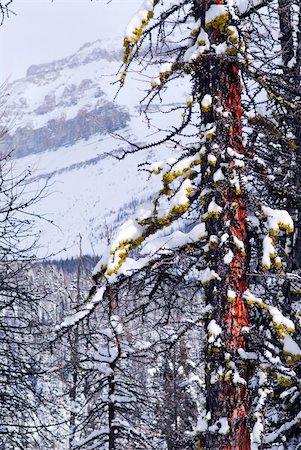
278 0 301 314
108 287 119 450
195 1 251 448
206 64 250 450
278 0 294 70
108 370 116 450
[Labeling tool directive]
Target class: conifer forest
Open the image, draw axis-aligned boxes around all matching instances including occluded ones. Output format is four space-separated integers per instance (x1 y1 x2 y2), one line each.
1 0 301 449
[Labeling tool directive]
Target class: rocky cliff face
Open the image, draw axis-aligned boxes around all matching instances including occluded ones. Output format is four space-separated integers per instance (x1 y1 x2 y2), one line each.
6 103 129 158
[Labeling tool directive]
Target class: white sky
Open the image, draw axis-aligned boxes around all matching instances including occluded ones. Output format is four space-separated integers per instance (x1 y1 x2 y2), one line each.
0 0 141 83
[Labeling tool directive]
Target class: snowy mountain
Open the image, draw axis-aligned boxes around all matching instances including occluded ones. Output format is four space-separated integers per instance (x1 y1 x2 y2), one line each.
0 38 186 258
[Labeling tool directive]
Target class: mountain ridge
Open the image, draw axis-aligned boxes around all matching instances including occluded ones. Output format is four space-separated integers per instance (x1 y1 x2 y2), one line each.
0 38 184 258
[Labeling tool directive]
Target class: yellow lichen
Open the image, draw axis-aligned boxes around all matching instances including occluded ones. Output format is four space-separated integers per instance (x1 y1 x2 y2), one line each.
245 298 267 309
201 104 212 113
226 47 238 56
157 216 171 226
225 371 232 381
123 46 132 64
287 139 297 150
269 221 294 235
290 288 301 294
273 322 294 338
162 171 182 184
160 70 172 82
206 130 216 140
205 13 230 32
229 36 238 44
170 202 190 216
276 375 291 387
207 155 217 166
279 221 294 234
212 347 220 353
123 9 156 64
152 168 161 175
191 28 200 37
151 81 160 88
161 187 173 196
284 352 301 365
120 71 127 84
138 217 153 226
95 264 108 280
274 257 282 268
106 233 148 276
196 439 204 450
201 210 221 221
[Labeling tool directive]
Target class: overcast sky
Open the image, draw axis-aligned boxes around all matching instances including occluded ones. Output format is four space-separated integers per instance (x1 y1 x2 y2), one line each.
0 0 141 83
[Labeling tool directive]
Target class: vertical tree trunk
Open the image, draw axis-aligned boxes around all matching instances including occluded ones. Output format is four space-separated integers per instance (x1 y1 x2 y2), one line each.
206 63 250 450
108 287 119 450
108 369 116 450
194 1 251 448
220 63 250 450
69 257 82 449
68 325 79 450
278 0 294 69
278 0 301 314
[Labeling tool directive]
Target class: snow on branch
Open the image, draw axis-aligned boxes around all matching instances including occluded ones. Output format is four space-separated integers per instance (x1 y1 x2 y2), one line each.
243 290 301 363
264 411 301 445
123 0 159 65
235 0 272 16
260 206 294 270
261 206 294 235
93 221 207 282
56 286 106 330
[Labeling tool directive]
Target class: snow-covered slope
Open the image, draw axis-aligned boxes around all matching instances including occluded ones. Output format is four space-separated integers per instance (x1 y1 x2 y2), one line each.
0 39 186 258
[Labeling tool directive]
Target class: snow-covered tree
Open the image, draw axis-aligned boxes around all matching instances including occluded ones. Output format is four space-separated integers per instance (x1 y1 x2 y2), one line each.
89 0 301 449
57 286 160 449
0 151 56 449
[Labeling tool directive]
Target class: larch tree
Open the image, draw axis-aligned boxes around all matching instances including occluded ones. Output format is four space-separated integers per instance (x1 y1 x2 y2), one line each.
89 0 301 450
0 0 299 448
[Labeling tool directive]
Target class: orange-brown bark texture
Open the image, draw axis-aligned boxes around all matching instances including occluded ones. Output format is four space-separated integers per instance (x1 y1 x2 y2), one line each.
221 66 250 450
204 4 251 449
223 60 250 450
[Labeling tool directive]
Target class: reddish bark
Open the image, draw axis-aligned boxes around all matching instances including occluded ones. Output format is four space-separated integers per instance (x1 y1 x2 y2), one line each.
205 25 251 450
223 200 250 450
193 0 250 446
225 63 244 155
220 62 250 450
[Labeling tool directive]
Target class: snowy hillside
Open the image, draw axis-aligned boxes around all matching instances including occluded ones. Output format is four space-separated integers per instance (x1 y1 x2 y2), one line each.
0 38 187 258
